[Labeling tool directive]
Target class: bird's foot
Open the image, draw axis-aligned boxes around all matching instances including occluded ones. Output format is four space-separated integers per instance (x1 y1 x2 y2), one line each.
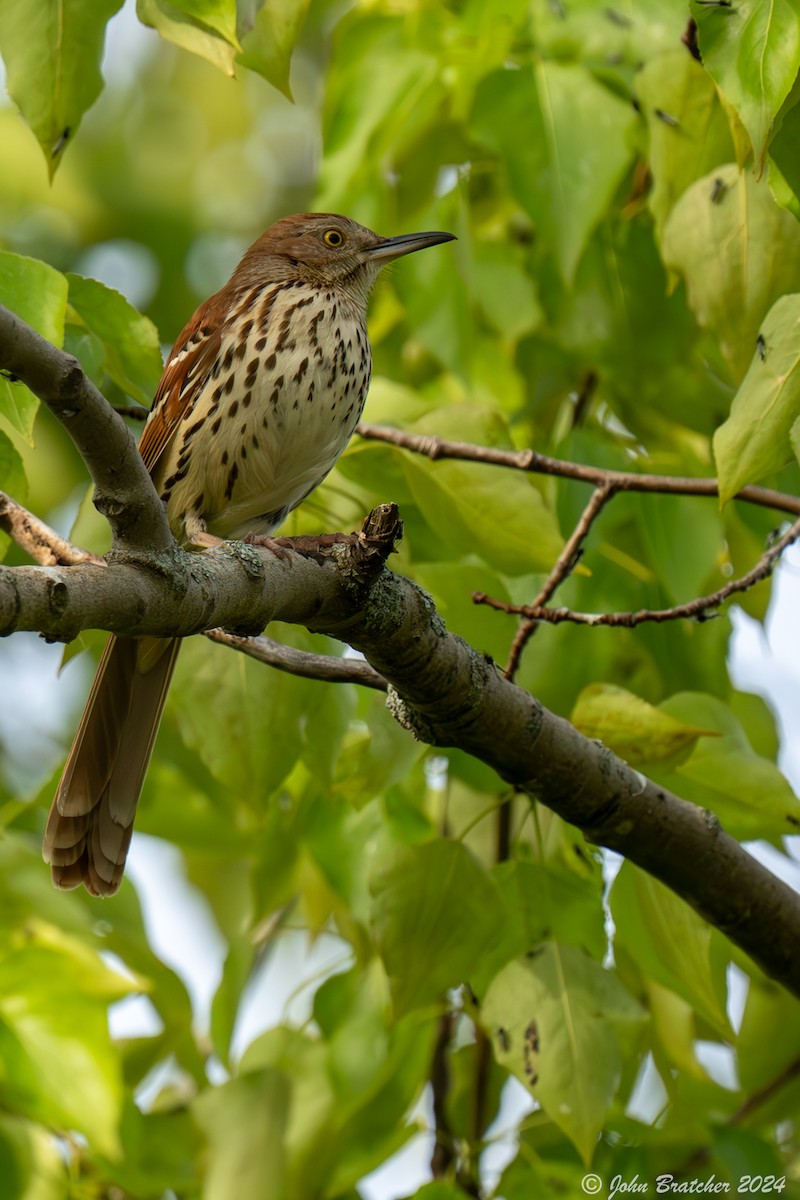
243 530 352 562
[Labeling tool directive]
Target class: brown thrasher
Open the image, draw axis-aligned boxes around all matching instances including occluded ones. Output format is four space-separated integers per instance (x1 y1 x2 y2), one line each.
43 212 455 896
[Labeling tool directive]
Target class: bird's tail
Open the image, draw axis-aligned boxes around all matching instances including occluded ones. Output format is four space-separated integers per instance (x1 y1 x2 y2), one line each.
43 635 180 896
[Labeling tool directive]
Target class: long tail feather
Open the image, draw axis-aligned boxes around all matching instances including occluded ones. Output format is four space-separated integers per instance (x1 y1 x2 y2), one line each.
43 635 180 896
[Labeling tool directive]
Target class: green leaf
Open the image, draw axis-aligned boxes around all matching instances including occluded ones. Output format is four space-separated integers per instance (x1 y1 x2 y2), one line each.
370 840 510 1015
480 947 646 1164
770 84 800 204
169 0 239 45
738 979 800 1100
401 452 562 575
470 241 543 344
193 1070 290 1200
472 62 637 283
662 164 800 381
0 251 68 442
0 1113 67 1200
317 18 438 212
655 692 800 840
0 921 133 1158
66 274 164 405
611 861 731 1036
136 0 237 74
492 861 607 961
571 684 719 767
237 0 311 100
635 50 734 239
171 634 316 800
0 0 124 173
714 293 800 501
692 0 800 167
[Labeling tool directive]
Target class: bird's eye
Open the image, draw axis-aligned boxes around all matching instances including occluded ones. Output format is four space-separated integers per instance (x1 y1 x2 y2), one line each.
323 228 345 248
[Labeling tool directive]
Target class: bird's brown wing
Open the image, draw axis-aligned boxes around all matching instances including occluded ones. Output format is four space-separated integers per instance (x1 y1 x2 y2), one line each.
138 301 226 476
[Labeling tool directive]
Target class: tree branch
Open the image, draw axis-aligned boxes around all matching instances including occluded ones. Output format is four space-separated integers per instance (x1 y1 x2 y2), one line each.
0 303 173 557
204 628 387 689
3 312 800 999
476 514 800 628
3 534 800 998
0 490 104 566
505 482 615 676
357 423 800 516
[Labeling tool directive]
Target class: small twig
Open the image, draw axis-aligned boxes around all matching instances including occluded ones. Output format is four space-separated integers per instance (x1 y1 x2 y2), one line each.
430 1013 456 1179
114 404 149 420
671 1054 800 1179
505 483 615 677
0 491 104 567
204 628 387 690
357 423 800 517
477 515 800 628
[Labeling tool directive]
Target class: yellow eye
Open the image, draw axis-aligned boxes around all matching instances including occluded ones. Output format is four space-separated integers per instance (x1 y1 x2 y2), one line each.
323 228 345 248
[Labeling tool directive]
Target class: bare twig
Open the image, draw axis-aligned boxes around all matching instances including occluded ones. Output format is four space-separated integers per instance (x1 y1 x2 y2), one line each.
357 423 800 517
114 404 149 420
204 628 387 689
0 491 104 567
476 514 800 629
505 483 615 676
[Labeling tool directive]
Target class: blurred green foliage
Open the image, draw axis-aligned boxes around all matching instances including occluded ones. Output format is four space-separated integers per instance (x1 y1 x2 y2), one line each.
1 0 800 1196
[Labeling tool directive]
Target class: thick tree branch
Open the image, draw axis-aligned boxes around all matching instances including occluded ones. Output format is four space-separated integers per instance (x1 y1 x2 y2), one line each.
3 537 800 998
0 303 173 556
2 312 800 999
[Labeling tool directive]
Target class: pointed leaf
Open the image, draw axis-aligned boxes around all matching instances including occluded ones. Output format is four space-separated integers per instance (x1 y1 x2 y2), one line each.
481 947 646 1164
0 0 124 173
714 293 800 501
692 0 800 167
67 274 163 405
656 692 800 839
635 50 733 239
370 840 510 1015
571 683 719 767
238 0 310 99
662 165 800 381
136 0 237 74
0 251 68 442
472 62 636 283
611 861 731 1035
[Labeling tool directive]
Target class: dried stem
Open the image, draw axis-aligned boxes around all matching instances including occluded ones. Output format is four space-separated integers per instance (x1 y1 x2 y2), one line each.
505 482 615 677
0 491 104 567
204 628 387 689
357 423 800 516
476 514 800 628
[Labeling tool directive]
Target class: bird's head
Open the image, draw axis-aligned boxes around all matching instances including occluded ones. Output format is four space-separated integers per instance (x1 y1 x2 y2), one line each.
236 212 456 304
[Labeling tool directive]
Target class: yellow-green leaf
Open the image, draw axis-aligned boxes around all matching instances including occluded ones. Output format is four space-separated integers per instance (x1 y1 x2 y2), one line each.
662 164 800 381
0 0 124 174
714 293 800 502
481 947 646 1164
571 683 718 766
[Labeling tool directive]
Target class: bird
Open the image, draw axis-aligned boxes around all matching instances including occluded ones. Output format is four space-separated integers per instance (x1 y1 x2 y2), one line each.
42 212 456 896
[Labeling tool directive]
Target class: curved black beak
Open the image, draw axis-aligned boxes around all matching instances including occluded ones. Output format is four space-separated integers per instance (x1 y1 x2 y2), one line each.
366 230 457 262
